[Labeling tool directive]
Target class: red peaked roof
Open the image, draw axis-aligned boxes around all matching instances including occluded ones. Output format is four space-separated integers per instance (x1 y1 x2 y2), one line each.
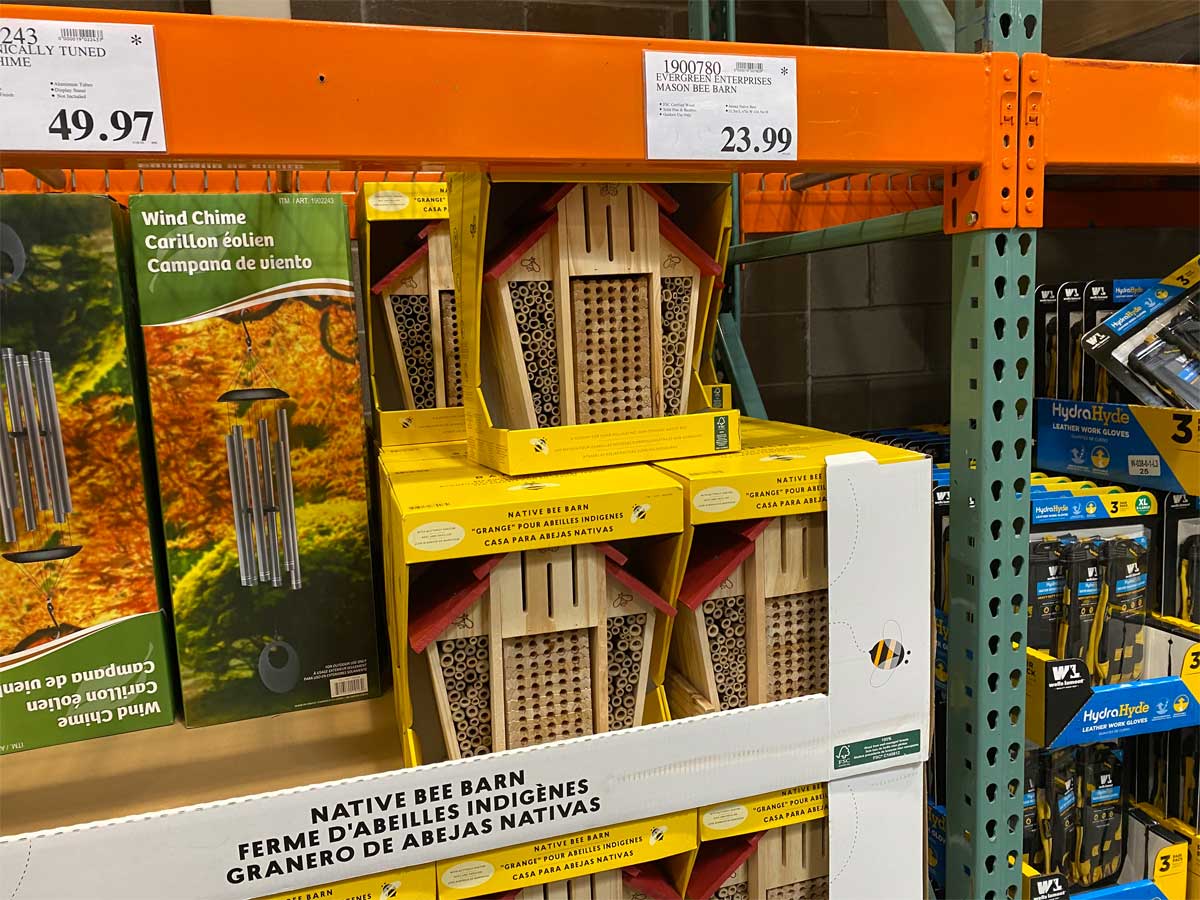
371 241 429 295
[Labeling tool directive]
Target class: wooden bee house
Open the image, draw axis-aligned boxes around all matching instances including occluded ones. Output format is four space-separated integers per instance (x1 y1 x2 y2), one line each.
667 515 829 716
665 818 829 900
747 820 830 900
409 542 673 758
482 184 720 430
374 221 461 410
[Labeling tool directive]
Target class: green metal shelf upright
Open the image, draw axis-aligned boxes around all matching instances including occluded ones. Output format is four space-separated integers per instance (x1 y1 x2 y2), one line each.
717 1 1044 897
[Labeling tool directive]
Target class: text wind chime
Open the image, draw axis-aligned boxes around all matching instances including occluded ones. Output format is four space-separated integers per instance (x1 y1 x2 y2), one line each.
219 312 302 693
0 346 79 651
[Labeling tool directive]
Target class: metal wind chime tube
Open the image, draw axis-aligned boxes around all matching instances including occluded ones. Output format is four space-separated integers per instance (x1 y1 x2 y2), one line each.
0 347 73 545
219 387 301 591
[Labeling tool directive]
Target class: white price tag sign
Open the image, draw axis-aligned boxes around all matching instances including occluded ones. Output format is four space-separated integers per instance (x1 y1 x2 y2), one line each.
1127 454 1161 478
0 18 166 153
643 50 797 161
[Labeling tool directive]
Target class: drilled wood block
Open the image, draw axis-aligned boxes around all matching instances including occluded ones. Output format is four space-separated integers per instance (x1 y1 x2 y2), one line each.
437 635 493 757
503 628 594 748
439 290 462 406
660 275 693 416
508 279 562 428
387 293 437 409
606 612 647 730
765 590 829 702
766 878 830 900
571 275 653 424
703 594 748 709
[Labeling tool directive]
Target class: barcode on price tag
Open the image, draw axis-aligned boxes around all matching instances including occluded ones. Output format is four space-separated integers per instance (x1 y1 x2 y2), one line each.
643 50 797 161
1127 455 1161 478
0 18 166 153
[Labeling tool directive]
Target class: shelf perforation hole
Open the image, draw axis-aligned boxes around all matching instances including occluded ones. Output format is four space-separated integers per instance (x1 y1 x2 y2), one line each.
1016 357 1029 380
986 819 998 839
985 855 996 873
993 318 1006 341
989 520 1001 540
992 399 1004 421
986 746 998 765
1008 885 1018 900
986 784 997 802
989 598 1000 618
994 276 1006 299
1024 14 1038 37
1017 274 1031 295
1017 316 1029 338
999 12 1012 36
1007 779 1020 798
988 635 999 654
1012 516 1025 536
990 440 1003 462
1009 705 1020 725
1013 477 1026 494
1018 233 1032 255
1009 742 1021 762
990 480 1002 501
1015 437 1027 459
1010 668 1021 688
1010 628 1023 647
1025 186 1035 199
994 234 1007 255
1016 398 1028 420
987 710 998 730
989 559 1001 578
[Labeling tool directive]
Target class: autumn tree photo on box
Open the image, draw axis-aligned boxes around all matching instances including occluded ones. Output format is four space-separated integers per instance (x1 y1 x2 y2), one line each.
131 194 381 727
0 195 174 754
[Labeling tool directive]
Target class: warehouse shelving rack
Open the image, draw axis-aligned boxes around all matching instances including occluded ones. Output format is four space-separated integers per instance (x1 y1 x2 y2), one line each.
0 3 1197 899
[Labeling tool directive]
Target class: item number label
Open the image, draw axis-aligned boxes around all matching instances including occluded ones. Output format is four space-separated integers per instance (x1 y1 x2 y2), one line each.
0 18 166 153
1126 454 1161 477
643 51 797 161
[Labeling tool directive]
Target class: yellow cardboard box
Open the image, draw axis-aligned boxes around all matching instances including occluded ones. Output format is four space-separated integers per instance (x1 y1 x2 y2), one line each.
435 809 696 900
377 454 684 763
449 171 741 475
253 864 436 900
358 181 466 447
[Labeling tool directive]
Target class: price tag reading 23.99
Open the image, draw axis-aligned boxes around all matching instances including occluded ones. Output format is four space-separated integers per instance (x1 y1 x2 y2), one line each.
0 18 166 153
643 50 797 161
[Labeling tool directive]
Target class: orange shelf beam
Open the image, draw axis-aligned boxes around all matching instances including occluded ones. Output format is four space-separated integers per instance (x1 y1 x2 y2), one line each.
1036 56 1200 174
3 4 999 173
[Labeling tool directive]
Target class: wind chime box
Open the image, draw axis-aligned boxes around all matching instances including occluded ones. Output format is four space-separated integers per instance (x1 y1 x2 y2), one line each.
356 180 468 448
376 451 684 767
449 172 740 476
646 418 931 773
0 193 174 755
130 193 381 727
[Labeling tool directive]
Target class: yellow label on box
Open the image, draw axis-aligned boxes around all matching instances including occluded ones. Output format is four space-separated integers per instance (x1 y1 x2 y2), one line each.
436 809 696 900
253 864 436 900
657 418 923 525
376 404 466 447
381 456 683 563
698 783 827 841
361 181 450 220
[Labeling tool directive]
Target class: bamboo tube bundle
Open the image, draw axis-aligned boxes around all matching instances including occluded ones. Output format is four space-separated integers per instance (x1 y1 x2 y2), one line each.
411 541 670 758
483 184 721 429
374 222 460 410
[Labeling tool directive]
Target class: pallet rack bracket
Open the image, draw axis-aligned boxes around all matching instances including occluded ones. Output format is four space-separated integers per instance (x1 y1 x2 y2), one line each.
1018 52 1047 229
945 2 1040 900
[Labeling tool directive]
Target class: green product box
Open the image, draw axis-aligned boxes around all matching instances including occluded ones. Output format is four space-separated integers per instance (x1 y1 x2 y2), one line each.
0 194 175 754
130 194 381 726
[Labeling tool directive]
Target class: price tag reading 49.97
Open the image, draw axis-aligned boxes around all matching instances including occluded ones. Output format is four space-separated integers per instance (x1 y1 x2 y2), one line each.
644 50 797 161
0 18 166 153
